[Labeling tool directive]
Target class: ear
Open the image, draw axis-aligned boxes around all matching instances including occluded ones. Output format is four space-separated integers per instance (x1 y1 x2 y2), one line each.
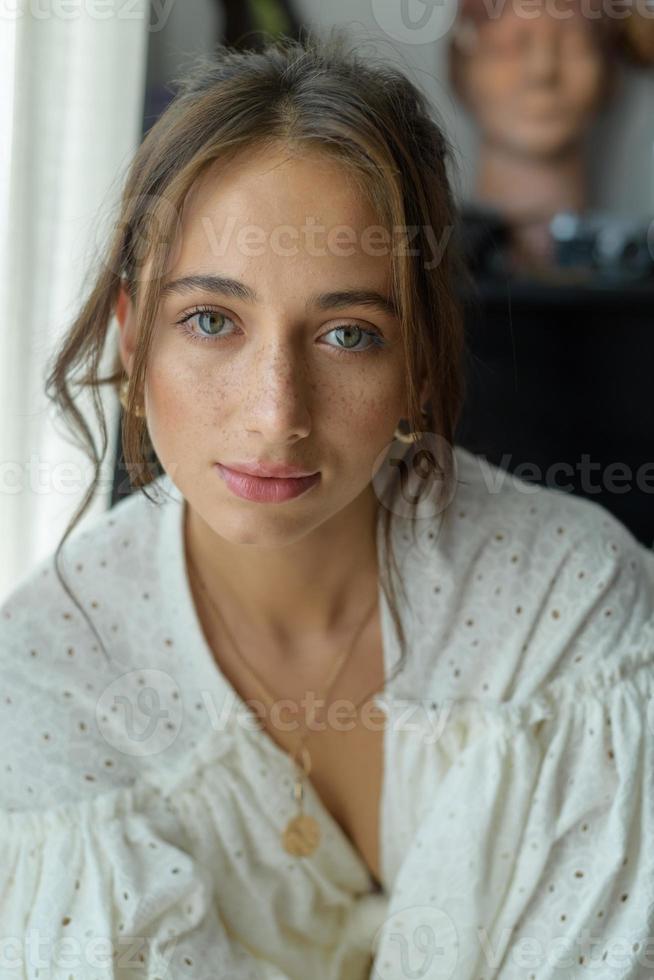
115 280 137 377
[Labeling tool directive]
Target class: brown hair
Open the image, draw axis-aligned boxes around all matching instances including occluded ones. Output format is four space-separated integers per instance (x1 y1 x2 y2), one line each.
44 27 469 682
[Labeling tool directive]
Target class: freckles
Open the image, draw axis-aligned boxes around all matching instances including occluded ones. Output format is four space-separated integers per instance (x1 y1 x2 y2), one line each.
349 395 394 442
157 353 230 410
172 376 229 433
194 380 230 429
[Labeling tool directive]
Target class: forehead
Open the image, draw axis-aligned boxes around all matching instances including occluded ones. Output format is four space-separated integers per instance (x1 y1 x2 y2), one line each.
168 146 392 281
181 148 381 239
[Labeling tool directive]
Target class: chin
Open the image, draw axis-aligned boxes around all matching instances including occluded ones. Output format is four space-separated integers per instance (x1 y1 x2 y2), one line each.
205 504 325 549
506 127 578 161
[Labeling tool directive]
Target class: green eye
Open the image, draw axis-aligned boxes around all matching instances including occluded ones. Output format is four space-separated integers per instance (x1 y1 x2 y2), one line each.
194 311 230 337
176 307 235 343
326 324 385 354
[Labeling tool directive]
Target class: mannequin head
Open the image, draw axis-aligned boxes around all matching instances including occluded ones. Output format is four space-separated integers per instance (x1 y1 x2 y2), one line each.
449 0 619 161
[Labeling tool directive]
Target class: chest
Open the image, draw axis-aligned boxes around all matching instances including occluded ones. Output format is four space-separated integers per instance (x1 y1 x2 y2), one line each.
296 703 386 889
202 610 388 890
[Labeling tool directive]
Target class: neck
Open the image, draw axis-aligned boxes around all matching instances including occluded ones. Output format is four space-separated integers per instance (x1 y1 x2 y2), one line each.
475 137 587 222
184 483 381 657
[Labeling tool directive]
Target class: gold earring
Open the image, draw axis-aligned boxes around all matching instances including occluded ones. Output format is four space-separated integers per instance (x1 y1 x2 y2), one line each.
394 408 428 444
118 376 145 418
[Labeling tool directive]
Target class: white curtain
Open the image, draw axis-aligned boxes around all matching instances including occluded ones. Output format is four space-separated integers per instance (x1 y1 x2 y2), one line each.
0 1 149 602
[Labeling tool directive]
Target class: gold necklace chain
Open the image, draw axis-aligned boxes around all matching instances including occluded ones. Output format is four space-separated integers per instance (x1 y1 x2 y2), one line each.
186 547 381 858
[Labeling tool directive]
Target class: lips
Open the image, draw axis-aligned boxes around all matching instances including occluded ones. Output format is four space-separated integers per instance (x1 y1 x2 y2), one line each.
218 460 319 479
214 463 321 503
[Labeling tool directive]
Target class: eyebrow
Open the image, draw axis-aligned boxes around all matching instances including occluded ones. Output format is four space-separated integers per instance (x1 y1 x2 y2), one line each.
161 273 399 319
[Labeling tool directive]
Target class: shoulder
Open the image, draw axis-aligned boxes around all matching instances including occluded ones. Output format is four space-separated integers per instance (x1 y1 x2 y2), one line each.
0 476 172 663
449 443 652 559
2 473 172 616
391 446 654 702
0 474 178 811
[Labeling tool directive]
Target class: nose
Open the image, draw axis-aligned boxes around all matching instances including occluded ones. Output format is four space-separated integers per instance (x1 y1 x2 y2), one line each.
243 339 313 443
524 26 560 84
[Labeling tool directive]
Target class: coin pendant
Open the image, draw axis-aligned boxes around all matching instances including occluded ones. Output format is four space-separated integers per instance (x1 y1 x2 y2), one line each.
282 813 321 856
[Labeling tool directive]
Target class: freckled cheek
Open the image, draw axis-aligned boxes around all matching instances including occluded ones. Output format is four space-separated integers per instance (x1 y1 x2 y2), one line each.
353 396 401 446
327 376 403 448
144 349 402 449
144 358 229 460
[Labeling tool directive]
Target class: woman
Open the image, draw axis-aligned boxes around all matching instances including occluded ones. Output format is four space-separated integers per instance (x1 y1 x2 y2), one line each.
2 29 653 980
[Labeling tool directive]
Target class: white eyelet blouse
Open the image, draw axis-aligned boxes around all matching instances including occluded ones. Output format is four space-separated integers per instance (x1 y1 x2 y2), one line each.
1 445 653 980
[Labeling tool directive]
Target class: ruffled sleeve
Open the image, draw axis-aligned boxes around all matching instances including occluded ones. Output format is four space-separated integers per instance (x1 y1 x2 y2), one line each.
370 494 654 979
372 627 654 979
0 784 298 979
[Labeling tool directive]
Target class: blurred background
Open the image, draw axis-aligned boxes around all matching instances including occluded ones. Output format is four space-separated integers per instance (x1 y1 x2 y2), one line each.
1 0 653 600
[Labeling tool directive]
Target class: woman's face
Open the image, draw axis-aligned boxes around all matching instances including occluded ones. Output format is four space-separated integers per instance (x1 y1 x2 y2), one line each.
457 11 606 158
118 147 415 547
